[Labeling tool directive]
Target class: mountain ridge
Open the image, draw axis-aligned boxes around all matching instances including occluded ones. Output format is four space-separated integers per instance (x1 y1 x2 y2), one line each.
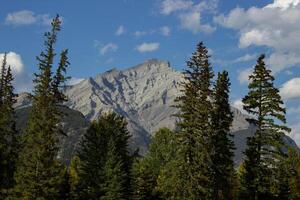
15 59 298 163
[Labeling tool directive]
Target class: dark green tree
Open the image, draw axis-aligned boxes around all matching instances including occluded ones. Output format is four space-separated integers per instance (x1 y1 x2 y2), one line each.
239 54 290 200
14 15 69 199
159 42 214 199
52 49 70 103
132 160 158 200
101 138 127 200
0 54 18 197
133 128 176 200
76 112 131 199
211 71 235 200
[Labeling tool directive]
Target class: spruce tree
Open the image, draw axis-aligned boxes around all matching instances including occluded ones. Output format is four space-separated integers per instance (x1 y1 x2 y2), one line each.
76 112 131 199
133 128 175 200
239 54 290 199
132 160 158 200
52 49 70 103
211 71 235 200
159 42 214 199
101 138 127 200
0 55 18 197
14 15 69 199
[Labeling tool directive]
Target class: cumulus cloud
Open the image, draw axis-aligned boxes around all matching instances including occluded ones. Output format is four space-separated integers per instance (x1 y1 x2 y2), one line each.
0 52 32 92
115 25 125 36
0 52 24 74
179 10 216 34
160 0 217 34
215 0 300 72
280 78 300 100
136 42 160 53
100 43 118 55
5 10 52 26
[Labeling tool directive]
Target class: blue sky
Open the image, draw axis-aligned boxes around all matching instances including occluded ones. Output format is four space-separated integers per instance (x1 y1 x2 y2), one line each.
1 0 300 144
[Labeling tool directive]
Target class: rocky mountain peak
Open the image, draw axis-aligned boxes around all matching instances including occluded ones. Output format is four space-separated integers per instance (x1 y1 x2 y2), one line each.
14 59 299 160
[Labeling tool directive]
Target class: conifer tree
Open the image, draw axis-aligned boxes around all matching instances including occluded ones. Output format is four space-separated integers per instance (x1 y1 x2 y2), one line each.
211 71 235 200
52 49 70 103
0 54 18 197
133 128 175 200
68 155 81 200
76 112 131 199
159 42 214 199
132 160 158 200
101 138 127 200
14 15 69 199
239 54 290 199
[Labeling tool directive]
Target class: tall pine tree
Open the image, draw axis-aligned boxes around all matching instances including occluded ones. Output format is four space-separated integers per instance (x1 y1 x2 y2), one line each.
76 112 131 200
211 71 235 200
0 54 18 197
14 15 69 199
239 54 290 200
159 42 214 199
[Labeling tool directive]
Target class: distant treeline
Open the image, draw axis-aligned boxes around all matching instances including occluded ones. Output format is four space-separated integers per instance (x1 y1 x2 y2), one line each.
1 16 300 200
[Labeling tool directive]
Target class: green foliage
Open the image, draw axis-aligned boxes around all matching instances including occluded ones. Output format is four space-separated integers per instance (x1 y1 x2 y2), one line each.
68 155 81 200
0 54 19 198
13 15 69 199
211 71 235 200
132 159 158 200
239 54 291 199
100 138 127 200
76 112 131 199
132 128 175 200
163 41 214 199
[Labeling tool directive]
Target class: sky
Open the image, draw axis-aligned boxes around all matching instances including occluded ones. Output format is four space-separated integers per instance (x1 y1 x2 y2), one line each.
1 0 300 144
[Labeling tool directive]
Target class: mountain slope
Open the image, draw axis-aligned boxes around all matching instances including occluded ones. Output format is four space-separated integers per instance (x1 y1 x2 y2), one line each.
15 59 298 164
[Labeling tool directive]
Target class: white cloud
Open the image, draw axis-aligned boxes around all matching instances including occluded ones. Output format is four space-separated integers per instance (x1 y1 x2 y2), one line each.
5 10 52 26
234 54 257 63
5 10 36 25
160 0 193 15
179 10 216 34
134 27 171 37
159 0 217 34
267 0 300 10
67 77 84 85
238 67 252 84
266 52 300 74
215 0 300 72
0 52 32 92
136 42 160 53
280 78 300 100
100 43 118 55
115 25 125 36
160 26 171 36
0 52 24 74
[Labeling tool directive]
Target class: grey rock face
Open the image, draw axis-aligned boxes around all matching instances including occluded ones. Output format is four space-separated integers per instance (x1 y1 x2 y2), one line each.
15 59 298 163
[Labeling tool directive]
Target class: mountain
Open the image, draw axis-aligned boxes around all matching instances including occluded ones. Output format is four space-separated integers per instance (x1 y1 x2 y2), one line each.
15 59 298 164
15 105 89 164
